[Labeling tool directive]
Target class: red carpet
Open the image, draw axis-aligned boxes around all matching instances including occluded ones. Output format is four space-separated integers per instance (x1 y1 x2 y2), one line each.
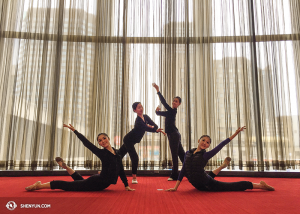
0 176 298 214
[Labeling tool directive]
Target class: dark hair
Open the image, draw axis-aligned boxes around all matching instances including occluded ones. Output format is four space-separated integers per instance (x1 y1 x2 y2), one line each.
174 96 182 104
132 102 141 111
97 133 110 141
199 135 211 144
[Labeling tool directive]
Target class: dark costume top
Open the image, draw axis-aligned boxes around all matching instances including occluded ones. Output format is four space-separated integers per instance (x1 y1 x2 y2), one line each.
74 130 129 187
155 92 178 134
178 138 231 188
123 114 158 144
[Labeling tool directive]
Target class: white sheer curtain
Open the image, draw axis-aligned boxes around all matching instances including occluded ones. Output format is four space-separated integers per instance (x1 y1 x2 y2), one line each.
0 0 299 171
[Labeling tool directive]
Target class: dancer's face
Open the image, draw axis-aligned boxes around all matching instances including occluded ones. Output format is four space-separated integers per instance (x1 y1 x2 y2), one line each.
97 134 110 148
198 136 211 150
172 98 181 109
134 103 144 115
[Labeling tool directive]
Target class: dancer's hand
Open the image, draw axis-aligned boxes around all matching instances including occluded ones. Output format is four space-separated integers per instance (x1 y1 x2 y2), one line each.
152 83 159 92
235 126 246 134
63 124 75 132
161 131 167 136
229 126 246 140
156 106 161 111
156 128 166 136
165 187 177 191
125 186 135 191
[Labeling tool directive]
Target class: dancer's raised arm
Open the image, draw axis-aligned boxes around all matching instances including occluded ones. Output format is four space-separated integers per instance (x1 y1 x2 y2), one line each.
152 83 172 111
229 126 246 140
203 126 246 160
63 124 102 157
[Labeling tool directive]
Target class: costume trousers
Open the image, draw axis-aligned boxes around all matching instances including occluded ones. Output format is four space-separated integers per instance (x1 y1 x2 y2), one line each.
167 131 185 179
50 172 110 191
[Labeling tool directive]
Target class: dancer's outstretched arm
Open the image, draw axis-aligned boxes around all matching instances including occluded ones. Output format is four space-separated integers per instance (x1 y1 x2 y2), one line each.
145 114 166 136
137 115 166 135
63 124 103 158
228 126 246 141
203 126 246 161
144 115 159 131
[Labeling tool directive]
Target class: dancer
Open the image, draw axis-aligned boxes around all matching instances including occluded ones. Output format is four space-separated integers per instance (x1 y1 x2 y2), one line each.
25 124 135 191
118 102 166 184
166 126 275 191
152 83 185 181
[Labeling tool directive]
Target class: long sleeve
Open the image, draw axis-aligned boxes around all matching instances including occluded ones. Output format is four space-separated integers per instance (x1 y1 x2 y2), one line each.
155 110 168 117
74 130 103 158
157 92 172 111
118 162 129 187
144 114 158 131
203 138 231 160
177 152 188 181
136 115 157 133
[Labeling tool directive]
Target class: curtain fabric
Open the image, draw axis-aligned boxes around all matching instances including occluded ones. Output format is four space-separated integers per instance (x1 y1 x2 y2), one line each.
0 0 299 171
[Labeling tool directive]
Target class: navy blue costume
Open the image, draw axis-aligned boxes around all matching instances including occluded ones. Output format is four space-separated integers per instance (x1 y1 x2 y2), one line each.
118 114 158 174
50 130 128 191
155 92 185 179
178 138 253 191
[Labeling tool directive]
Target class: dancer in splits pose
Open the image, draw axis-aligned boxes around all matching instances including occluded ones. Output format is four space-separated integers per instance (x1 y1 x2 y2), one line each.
25 124 135 191
166 126 275 192
152 83 185 181
118 102 166 184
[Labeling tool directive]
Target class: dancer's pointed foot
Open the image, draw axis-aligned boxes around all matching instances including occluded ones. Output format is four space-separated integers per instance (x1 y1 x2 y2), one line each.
25 181 41 191
55 157 67 169
221 157 231 168
260 181 275 191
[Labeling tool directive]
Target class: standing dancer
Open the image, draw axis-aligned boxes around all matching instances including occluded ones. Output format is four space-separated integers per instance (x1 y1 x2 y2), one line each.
166 126 275 192
25 124 135 191
152 83 185 181
118 102 166 184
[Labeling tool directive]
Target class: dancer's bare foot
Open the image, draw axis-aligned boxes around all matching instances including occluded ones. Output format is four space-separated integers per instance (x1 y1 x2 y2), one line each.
260 181 275 191
25 181 41 191
221 157 231 168
55 157 67 169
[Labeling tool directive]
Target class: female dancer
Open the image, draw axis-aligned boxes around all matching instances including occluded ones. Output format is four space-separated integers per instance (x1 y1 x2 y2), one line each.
152 83 185 181
166 126 275 191
118 102 166 184
25 124 135 191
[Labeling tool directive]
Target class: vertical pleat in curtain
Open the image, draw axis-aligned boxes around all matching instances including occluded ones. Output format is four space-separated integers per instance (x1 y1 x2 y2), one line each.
189 0 258 170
